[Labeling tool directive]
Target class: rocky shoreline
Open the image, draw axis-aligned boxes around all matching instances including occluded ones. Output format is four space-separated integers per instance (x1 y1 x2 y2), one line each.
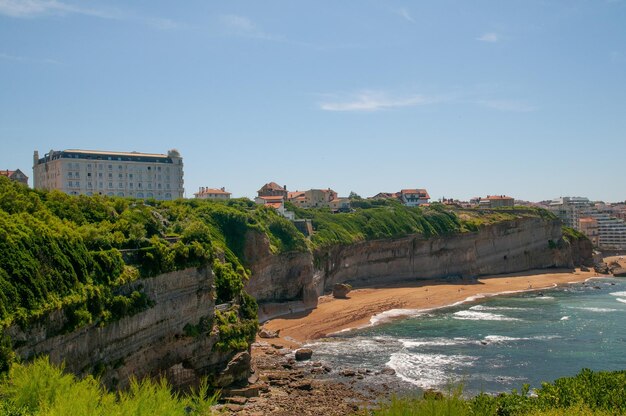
213 340 403 416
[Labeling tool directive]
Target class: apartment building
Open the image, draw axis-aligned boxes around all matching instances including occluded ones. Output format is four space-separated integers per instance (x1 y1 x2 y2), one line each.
33 149 184 200
548 196 592 228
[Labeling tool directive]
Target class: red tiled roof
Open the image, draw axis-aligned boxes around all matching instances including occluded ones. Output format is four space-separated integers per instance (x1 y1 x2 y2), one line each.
287 191 305 199
258 182 285 192
258 195 284 202
0 170 16 177
266 202 283 209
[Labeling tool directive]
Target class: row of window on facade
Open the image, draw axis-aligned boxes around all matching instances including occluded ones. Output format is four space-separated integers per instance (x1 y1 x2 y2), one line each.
67 181 172 189
64 162 171 172
68 191 173 199
66 171 170 181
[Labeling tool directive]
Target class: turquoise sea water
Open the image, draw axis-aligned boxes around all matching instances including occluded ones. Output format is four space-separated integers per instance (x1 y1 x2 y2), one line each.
308 277 626 395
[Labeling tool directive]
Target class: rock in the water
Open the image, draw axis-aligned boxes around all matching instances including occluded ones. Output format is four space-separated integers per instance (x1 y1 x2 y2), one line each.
580 265 590 272
341 369 356 377
380 367 396 376
295 348 313 361
259 328 279 339
613 267 626 277
332 283 352 299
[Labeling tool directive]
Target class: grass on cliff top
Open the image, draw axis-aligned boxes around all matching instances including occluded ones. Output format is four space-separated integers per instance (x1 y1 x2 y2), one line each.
0 356 218 416
288 200 558 249
370 368 626 416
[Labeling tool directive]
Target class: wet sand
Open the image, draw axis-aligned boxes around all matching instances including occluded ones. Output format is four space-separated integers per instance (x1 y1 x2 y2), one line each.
262 268 598 345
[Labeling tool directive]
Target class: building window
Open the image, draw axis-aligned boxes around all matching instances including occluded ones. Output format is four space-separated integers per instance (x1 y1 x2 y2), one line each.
148 184 152 189
108 173 112 179
68 181 72 188
87 164 92 169
88 182 92 188
99 182 103 188
138 183 142 188
118 165 122 170
75 181 80 187
75 172 79 178
67 172 72 178
109 182 113 188
158 183 161 189
87 172 91 177
129 173 133 179
118 173 123 179
118 182 123 188
129 183 133 188
99 173 103 178
108 164 112 169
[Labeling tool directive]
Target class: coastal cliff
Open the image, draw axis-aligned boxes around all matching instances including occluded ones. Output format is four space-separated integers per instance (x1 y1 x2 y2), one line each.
246 216 592 321
6 267 250 390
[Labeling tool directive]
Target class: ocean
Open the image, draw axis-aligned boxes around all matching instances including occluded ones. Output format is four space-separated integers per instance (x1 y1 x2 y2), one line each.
307 276 626 396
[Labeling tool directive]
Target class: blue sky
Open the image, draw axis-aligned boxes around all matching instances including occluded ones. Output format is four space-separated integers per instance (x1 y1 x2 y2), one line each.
1 0 625 202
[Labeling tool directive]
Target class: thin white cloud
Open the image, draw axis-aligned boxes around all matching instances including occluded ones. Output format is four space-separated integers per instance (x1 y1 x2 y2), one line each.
395 8 415 23
0 0 117 19
320 91 442 112
0 0 180 29
0 52 60 64
477 32 499 43
219 14 278 41
475 99 536 112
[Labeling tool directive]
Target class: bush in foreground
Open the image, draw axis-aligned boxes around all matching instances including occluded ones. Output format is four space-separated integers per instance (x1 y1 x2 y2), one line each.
370 368 626 416
0 357 217 415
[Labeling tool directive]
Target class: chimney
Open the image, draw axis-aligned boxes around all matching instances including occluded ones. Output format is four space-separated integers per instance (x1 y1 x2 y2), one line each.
283 185 287 190
221 187 225 191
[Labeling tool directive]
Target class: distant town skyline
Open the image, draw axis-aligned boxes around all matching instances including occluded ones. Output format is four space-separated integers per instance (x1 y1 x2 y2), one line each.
1 1 625 202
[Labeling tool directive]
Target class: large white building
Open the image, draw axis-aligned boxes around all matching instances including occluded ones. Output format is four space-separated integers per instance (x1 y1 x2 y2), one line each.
33 149 184 200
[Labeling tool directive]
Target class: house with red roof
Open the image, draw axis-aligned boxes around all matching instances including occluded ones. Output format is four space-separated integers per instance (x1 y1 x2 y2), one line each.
0 169 28 186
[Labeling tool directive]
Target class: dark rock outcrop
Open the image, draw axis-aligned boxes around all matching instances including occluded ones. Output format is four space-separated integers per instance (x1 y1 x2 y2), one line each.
332 283 352 299
295 348 313 361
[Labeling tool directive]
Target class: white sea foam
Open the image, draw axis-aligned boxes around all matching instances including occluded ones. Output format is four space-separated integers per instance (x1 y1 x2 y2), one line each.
569 307 619 313
560 316 570 321
399 337 471 348
609 291 626 297
617 298 626 304
387 352 477 389
483 335 527 343
534 296 555 300
470 305 530 312
453 310 521 321
369 308 423 325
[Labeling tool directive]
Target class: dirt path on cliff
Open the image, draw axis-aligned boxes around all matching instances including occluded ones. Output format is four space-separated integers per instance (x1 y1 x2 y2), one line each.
262 268 599 345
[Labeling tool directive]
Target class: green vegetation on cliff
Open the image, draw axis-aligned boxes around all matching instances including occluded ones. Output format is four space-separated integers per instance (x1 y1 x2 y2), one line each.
287 200 559 249
373 368 626 416
0 177 310 372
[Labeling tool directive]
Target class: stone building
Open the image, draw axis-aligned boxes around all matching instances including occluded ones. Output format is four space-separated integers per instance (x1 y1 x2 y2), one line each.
33 148 184 199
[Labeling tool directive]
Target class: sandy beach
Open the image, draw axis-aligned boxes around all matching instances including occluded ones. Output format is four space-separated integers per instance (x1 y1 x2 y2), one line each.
263 268 601 345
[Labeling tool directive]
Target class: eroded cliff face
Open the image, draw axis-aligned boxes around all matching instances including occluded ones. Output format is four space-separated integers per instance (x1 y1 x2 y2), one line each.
7 267 249 390
245 217 591 321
